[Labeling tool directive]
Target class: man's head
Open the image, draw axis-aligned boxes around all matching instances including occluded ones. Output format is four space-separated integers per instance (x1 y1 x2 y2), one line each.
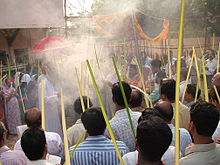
136 116 172 163
130 89 143 108
185 84 201 102
0 122 7 145
112 81 132 107
154 101 173 123
81 107 106 136
151 59 161 74
21 128 47 161
74 96 93 115
25 107 41 128
160 78 175 102
189 101 219 138
138 108 161 124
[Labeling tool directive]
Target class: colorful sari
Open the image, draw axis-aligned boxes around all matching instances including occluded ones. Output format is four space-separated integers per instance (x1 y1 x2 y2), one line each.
3 85 21 135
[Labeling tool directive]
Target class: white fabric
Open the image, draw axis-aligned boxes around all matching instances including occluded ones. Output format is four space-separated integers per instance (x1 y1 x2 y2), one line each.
122 146 176 165
213 121 220 143
27 160 52 165
180 80 186 100
37 74 62 136
168 124 192 156
14 131 64 157
206 58 217 75
21 74 31 85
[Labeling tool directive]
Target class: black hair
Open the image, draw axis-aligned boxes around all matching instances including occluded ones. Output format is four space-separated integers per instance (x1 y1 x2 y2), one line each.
130 89 143 108
25 107 41 128
190 100 219 136
151 59 161 68
81 107 106 136
137 116 172 162
21 128 46 161
154 101 173 122
138 108 161 124
74 96 93 114
112 81 132 106
186 84 201 99
160 79 176 101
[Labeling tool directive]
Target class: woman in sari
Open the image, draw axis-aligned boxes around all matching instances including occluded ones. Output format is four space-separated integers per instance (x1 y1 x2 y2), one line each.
2 79 21 135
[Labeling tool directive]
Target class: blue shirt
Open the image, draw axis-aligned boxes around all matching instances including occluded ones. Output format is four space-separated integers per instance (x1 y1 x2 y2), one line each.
105 109 141 151
70 135 128 165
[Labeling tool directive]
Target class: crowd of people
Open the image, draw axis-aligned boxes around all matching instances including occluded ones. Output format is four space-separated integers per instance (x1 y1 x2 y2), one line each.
0 48 220 165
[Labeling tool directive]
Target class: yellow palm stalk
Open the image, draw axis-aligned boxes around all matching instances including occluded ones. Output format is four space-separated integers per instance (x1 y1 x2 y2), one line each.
60 89 71 165
41 79 45 130
175 0 185 164
112 57 136 138
75 68 86 112
213 85 220 103
134 56 150 107
86 60 125 165
217 42 220 73
181 53 194 102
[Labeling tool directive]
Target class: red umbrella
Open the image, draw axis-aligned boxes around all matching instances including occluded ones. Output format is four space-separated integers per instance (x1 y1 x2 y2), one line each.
31 37 73 60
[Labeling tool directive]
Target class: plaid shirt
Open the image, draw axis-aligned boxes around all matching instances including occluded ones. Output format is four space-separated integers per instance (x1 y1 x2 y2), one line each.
105 109 141 151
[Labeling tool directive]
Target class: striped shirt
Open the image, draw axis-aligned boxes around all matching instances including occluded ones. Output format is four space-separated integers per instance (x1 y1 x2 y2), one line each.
70 135 128 165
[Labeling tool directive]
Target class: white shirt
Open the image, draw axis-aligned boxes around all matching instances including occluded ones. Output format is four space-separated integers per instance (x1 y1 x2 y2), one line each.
67 119 85 146
21 74 31 85
14 131 64 157
28 160 52 165
168 124 192 156
123 146 176 165
206 58 217 75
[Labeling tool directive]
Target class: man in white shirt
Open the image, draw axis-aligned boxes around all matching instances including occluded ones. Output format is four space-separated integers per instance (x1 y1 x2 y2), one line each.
67 96 92 146
21 128 53 165
180 101 220 165
14 107 64 158
154 101 192 155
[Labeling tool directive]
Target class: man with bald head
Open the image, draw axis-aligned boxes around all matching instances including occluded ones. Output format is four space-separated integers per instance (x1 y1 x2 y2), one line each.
154 101 192 156
129 89 145 112
14 107 64 158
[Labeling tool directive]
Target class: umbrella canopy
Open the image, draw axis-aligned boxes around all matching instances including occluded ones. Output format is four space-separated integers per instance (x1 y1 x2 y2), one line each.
30 37 74 63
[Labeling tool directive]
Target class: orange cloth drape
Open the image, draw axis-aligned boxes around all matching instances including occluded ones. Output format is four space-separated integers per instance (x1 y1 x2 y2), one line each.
94 10 170 43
